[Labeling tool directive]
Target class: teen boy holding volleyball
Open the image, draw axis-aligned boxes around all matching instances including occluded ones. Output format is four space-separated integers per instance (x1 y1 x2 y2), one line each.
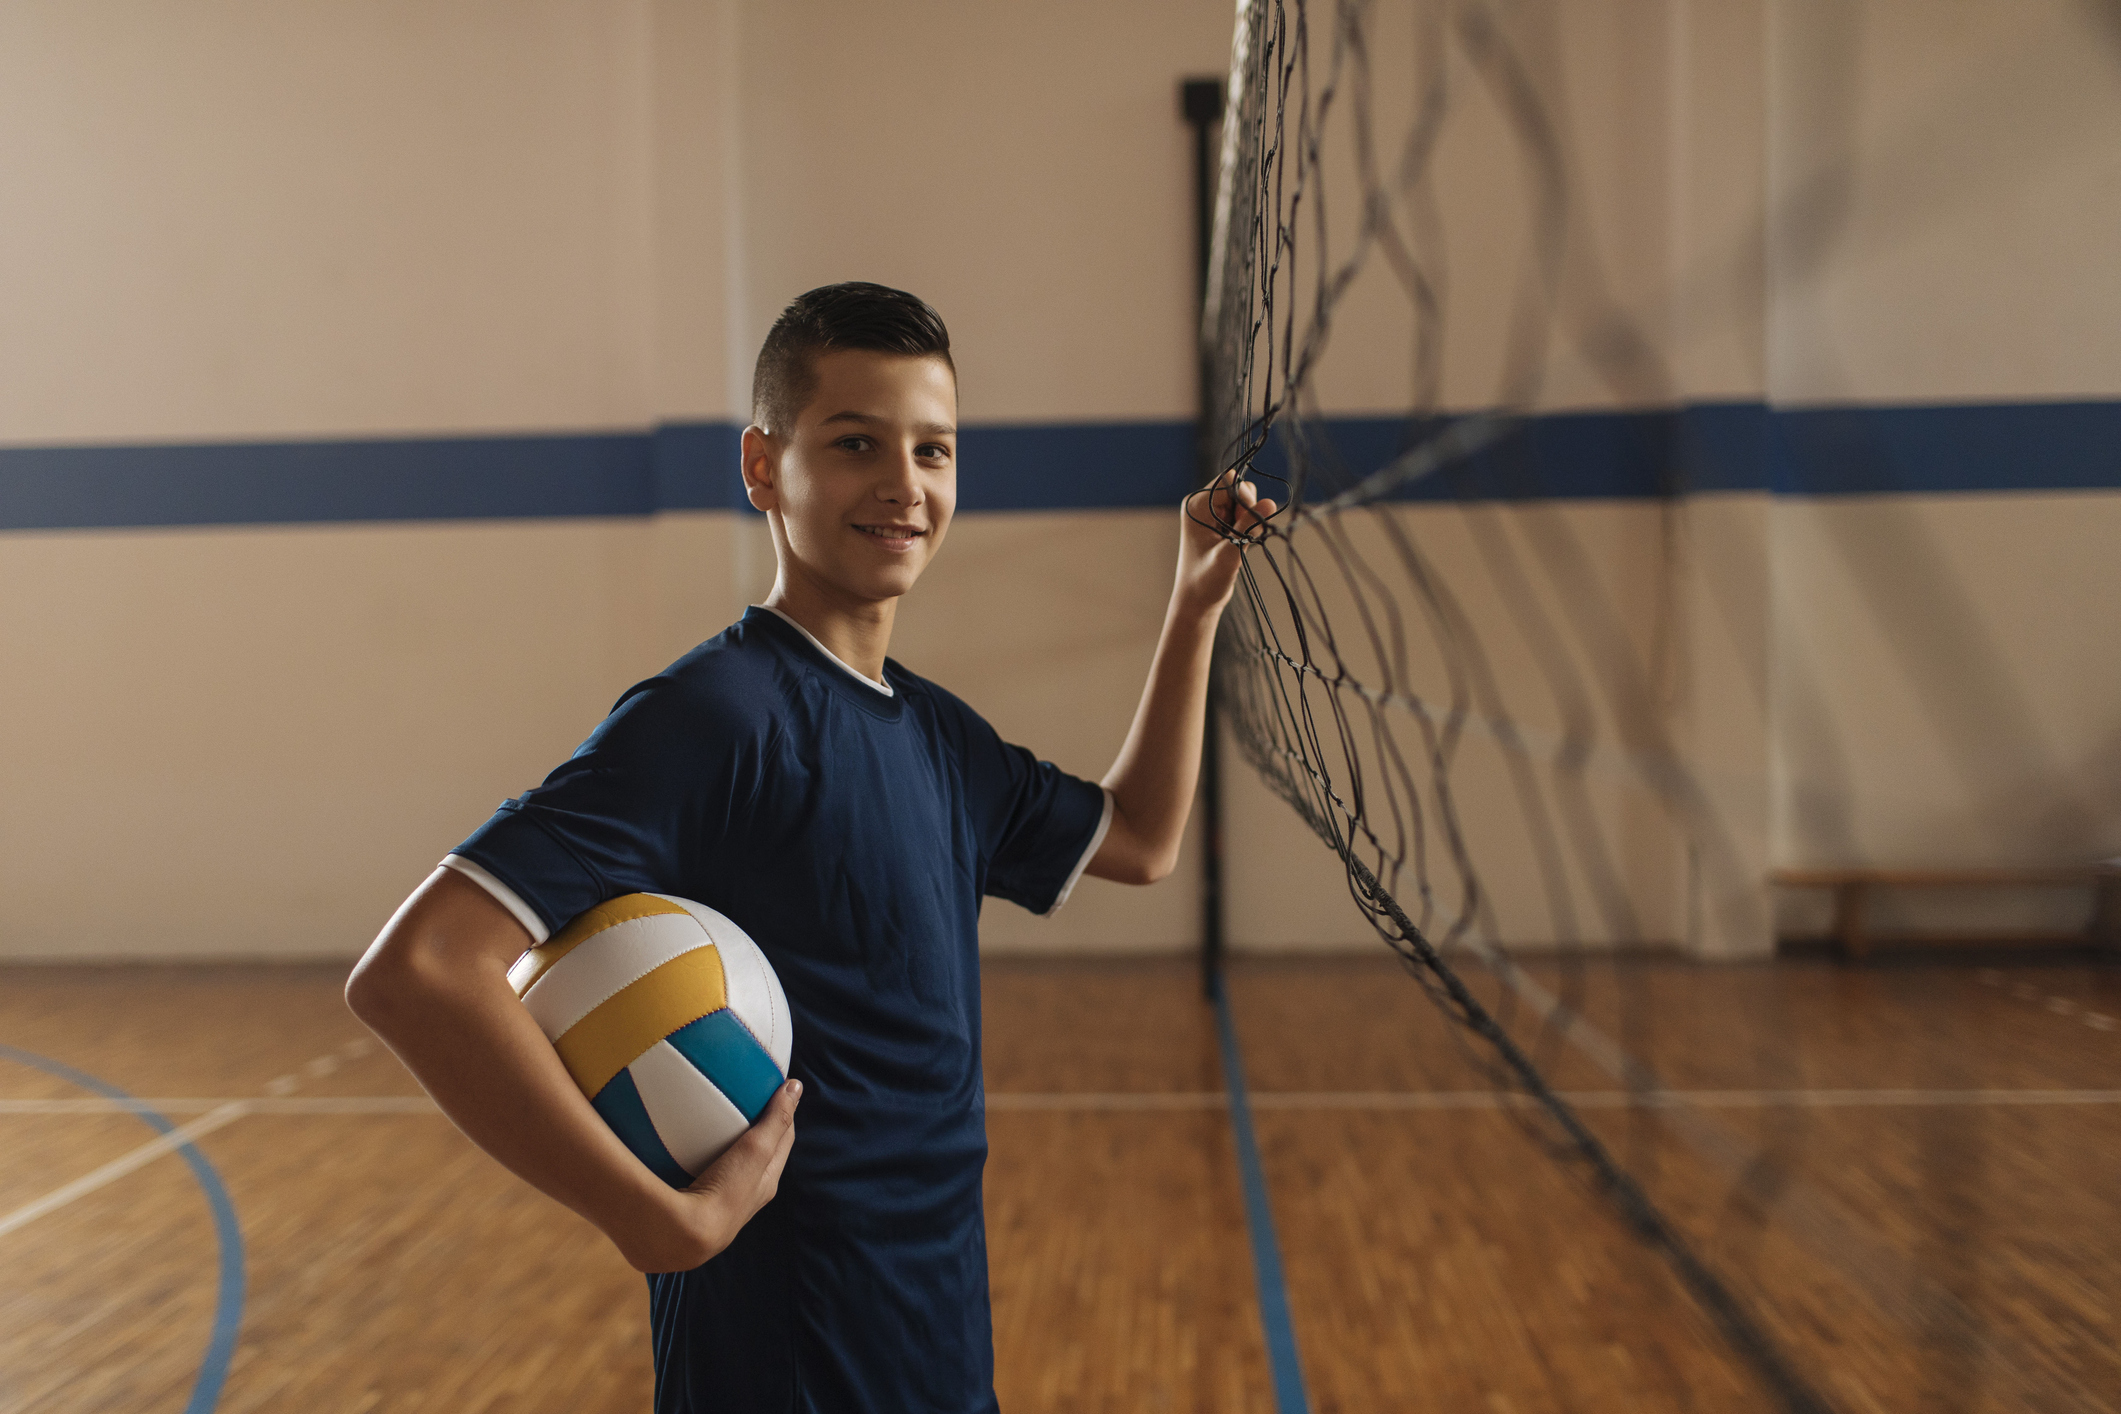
348 282 1275 1412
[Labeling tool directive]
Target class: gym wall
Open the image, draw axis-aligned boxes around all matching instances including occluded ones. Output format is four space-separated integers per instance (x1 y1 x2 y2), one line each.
2 0 2115 960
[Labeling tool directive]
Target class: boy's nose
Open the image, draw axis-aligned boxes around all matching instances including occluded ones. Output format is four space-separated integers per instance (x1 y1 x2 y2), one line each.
877 449 924 504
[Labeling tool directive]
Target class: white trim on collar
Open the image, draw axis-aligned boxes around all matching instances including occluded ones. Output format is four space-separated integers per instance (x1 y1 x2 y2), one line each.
756 605 894 696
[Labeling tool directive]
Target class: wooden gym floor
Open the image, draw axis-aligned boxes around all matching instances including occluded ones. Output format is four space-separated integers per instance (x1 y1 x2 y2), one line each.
1 954 2116 1413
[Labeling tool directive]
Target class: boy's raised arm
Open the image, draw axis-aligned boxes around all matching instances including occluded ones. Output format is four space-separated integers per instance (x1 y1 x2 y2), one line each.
1088 472 1277 885
345 867 800 1271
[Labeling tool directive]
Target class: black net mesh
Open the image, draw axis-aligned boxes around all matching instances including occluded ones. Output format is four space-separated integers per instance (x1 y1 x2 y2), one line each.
1199 3 1820 1407
1192 3 2120 1409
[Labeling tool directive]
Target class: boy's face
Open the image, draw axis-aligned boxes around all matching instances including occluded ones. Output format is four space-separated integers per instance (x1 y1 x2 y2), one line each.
746 349 958 609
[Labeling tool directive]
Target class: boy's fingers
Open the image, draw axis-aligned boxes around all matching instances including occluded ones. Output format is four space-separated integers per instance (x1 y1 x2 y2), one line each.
759 1115 796 1186
686 1080 801 1196
749 1081 801 1155
747 1084 799 1199
1185 472 1276 543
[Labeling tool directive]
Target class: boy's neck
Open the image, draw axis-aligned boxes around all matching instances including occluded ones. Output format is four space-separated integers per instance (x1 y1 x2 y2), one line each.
760 579 897 683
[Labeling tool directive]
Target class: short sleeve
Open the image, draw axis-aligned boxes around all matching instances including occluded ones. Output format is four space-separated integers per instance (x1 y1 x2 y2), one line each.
942 700 1109 916
450 678 758 938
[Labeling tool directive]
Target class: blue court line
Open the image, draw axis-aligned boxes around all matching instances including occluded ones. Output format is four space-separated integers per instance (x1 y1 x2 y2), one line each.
1212 986 1312 1414
0 1043 246 1414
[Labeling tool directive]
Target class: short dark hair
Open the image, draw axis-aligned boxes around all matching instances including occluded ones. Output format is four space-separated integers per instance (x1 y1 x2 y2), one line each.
750 282 955 434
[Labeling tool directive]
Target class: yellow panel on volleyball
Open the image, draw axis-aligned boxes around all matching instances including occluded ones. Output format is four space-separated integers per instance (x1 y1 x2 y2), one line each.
509 893 793 1188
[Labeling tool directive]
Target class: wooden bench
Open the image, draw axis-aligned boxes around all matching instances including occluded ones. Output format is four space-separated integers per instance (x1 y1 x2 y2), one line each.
1771 864 2121 959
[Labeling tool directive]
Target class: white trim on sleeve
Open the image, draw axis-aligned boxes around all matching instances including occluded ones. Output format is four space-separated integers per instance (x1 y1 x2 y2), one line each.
1043 788 1115 917
440 854 551 944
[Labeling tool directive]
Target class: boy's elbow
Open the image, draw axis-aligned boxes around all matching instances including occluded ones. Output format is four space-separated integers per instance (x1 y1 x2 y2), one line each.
1092 815 1183 886
345 928 438 1032
344 947 402 1029
1113 845 1180 887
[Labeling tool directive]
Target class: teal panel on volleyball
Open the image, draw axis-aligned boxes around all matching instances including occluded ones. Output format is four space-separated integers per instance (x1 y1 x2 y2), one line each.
507 893 793 1188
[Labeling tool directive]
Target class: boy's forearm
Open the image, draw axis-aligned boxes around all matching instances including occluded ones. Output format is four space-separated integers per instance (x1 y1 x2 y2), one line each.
1095 588 1224 883
1081 473 1276 885
347 874 704 1270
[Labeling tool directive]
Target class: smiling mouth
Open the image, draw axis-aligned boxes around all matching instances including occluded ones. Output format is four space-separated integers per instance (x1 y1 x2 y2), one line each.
855 524 927 548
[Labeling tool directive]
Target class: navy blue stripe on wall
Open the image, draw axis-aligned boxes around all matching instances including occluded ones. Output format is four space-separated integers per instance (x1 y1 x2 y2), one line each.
0 424 750 531
3 400 2117 531
1242 400 2121 502
1773 400 2121 495
955 421 1197 511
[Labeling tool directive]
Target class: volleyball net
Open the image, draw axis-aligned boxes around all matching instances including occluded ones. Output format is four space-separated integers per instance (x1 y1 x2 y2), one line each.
1196 2 1830 1407
1189 0 2121 1405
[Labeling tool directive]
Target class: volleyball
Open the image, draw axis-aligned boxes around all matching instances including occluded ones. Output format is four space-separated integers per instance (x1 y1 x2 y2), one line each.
507 893 793 1188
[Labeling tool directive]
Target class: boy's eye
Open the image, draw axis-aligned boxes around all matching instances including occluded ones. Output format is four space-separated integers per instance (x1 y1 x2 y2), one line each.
919 444 952 461
836 436 871 453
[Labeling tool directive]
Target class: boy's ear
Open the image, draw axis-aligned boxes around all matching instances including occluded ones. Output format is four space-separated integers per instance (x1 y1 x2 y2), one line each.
740 425 779 512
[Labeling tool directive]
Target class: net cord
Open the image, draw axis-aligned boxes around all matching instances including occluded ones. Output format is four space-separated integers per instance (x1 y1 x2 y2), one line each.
1198 3 1836 1408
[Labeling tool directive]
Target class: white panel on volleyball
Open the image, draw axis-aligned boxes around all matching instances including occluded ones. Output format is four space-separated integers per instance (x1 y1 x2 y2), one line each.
519 916 711 1043
628 1039 752 1176
671 898 792 1072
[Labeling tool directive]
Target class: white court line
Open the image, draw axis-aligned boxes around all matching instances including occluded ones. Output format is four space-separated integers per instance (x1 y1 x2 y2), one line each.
988 1092 1226 1111
1244 1088 2121 1110
6 1088 2120 1118
0 1096 438 1115
5 1086 2110 1240
0 1034 385 1242
987 1088 2121 1111
0 1101 250 1241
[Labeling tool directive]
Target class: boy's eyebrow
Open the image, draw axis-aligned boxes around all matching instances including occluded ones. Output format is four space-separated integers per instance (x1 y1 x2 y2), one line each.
818 411 958 436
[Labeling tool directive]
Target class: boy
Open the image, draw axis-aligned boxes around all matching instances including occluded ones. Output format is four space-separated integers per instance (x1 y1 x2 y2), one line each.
347 282 1274 1412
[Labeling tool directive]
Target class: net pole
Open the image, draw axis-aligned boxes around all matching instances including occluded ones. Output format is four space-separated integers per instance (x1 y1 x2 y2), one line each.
1182 76 1227 1002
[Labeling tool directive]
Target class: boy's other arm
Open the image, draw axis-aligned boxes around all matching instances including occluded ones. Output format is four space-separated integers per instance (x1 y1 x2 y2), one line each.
345 866 800 1272
1089 471 1277 885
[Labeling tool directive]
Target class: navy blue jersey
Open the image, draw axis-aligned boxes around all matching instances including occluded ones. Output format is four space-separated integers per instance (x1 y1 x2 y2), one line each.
450 606 1108 1414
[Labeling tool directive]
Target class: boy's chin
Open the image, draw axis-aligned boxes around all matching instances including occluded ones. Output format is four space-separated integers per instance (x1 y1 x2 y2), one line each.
822 563 928 606
864 568 927 602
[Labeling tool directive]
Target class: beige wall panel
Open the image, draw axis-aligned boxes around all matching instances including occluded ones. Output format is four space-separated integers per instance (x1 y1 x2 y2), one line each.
729 0 1232 422
645 511 756 667
0 516 742 960
0 508 1206 959
1249 0 1761 417
1222 742 1381 952
1225 720 1693 953
650 0 744 422
4 0 2115 967
1222 498 1694 951
1671 0 1770 402
1674 492 1775 956
0 0 659 443
1768 0 2121 403
1769 491 2121 923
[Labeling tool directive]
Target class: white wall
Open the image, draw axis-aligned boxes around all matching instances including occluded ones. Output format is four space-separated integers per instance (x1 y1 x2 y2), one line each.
0 0 1231 960
0 517 745 959
1762 0 2121 937
0 0 664 444
1767 0 2121 405
726 0 1230 422
2 0 2116 960
1209 0 2121 954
